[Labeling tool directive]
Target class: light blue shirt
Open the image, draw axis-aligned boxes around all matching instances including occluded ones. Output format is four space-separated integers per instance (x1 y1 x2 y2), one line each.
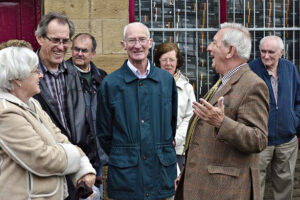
127 60 150 79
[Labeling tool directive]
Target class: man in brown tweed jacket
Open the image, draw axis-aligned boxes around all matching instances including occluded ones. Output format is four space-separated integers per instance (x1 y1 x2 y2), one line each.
175 23 270 200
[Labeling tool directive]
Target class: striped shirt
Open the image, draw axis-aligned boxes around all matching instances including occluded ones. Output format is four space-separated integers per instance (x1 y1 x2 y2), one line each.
216 63 247 93
39 60 71 135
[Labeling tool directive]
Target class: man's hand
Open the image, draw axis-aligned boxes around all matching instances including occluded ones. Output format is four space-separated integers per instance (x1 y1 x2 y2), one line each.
77 173 96 189
192 96 224 128
75 146 86 156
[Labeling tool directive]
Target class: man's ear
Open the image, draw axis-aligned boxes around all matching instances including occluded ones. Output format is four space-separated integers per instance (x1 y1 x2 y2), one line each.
280 49 284 57
226 46 236 59
149 38 154 48
36 35 44 46
121 40 127 50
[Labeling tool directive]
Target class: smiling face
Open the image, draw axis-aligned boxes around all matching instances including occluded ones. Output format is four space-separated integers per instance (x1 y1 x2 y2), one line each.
159 50 177 76
71 35 95 71
122 24 153 65
260 38 283 70
36 19 70 70
19 67 44 98
207 28 229 75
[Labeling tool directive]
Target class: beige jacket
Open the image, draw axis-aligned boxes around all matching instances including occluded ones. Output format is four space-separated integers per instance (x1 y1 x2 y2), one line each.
0 92 96 200
175 71 195 155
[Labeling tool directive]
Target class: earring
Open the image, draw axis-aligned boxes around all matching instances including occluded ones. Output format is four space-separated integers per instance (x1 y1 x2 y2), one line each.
17 83 22 87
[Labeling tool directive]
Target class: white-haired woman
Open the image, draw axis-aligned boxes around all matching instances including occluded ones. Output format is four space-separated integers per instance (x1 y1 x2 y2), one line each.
0 46 96 199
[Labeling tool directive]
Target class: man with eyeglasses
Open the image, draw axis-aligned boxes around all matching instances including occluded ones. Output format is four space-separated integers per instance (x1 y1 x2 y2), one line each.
96 22 178 200
34 12 96 200
66 33 108 200
249 35 300 200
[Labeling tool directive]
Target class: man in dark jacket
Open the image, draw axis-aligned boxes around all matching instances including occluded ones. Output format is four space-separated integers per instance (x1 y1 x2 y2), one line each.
249 35 300 200
66 33 108 200
97 22 178 200
34 12 96 199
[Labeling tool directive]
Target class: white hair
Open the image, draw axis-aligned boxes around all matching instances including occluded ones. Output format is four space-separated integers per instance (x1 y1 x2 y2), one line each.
0 47 38 92
122 22 150 40
259 35 284 51
220 22 252 60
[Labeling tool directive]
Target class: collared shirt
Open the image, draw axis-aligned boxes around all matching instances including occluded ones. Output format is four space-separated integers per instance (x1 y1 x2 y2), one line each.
39 60 71 135
127 60 150 79
267 70 279 105
216 63 247 93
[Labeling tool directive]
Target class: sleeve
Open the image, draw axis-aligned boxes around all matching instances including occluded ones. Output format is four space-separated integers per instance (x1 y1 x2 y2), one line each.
293 65 300 127
217 80 270 153
175 84 196 148
70 156 96 185
32 99 70 144
172 78 178 138
0 109 81 177
96 80 113 155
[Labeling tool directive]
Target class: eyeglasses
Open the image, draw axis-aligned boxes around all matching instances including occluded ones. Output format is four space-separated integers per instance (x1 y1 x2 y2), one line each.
44 35 71 45
126 38 149 46
159 57 177 63
31 68 42 75
72 47 90 54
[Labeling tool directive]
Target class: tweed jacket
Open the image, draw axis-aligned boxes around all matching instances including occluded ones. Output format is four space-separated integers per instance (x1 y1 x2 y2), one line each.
0 92 96 200
175 65 269 200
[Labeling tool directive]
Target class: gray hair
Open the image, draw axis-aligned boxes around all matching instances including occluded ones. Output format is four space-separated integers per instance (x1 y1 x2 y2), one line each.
35 12 75 39
259 35 284 51
122 22 150 40
220 22 252 60
0 47 38 92
72 33 97 52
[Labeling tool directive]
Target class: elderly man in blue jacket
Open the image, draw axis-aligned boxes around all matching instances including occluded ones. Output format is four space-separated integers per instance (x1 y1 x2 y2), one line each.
96 22 178 200
249 35 300 200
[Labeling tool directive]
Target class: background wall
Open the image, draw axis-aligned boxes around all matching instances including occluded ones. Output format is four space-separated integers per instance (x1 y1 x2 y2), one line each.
44 0 128 73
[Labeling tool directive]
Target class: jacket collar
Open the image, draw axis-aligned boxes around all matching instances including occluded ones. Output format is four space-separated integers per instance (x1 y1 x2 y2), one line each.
0 91 35 111
122 59 160 83
210 64 250 106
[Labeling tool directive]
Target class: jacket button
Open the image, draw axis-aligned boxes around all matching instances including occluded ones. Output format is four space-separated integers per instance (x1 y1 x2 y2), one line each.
139 82 143 86
143 155 147 160
141 120 144 123
146 192 150 197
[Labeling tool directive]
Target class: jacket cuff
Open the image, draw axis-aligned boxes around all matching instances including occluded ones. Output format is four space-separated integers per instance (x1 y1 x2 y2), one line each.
70 156 96 185
59 143 81 174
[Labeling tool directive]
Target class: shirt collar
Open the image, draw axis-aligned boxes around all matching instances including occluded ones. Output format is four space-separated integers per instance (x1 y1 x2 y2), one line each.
74 63 91 74
127 60 150 79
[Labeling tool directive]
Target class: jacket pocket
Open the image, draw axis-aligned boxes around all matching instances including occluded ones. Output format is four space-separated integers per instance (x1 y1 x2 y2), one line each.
207 165 240 177
157 146 177 193
29 172 61 197
108 147 138 192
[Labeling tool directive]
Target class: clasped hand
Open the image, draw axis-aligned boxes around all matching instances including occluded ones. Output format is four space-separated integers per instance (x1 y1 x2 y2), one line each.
192 96 225 128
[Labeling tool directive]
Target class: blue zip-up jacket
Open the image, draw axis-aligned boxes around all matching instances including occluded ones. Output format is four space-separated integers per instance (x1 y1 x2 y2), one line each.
96 60 178 200
249 58 300 145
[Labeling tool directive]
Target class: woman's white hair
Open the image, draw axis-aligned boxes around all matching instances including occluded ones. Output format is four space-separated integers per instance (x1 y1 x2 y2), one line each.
220 22 252 60
0 47 38 92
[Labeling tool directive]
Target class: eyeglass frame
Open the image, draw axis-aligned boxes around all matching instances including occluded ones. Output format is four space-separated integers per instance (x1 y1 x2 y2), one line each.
31 68 43 75
125 37 151 46
159 57 177 63
44 35 71 46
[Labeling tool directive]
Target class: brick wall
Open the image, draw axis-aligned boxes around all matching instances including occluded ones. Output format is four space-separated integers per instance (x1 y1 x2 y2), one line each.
264 148 300 199
44 0 128 74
